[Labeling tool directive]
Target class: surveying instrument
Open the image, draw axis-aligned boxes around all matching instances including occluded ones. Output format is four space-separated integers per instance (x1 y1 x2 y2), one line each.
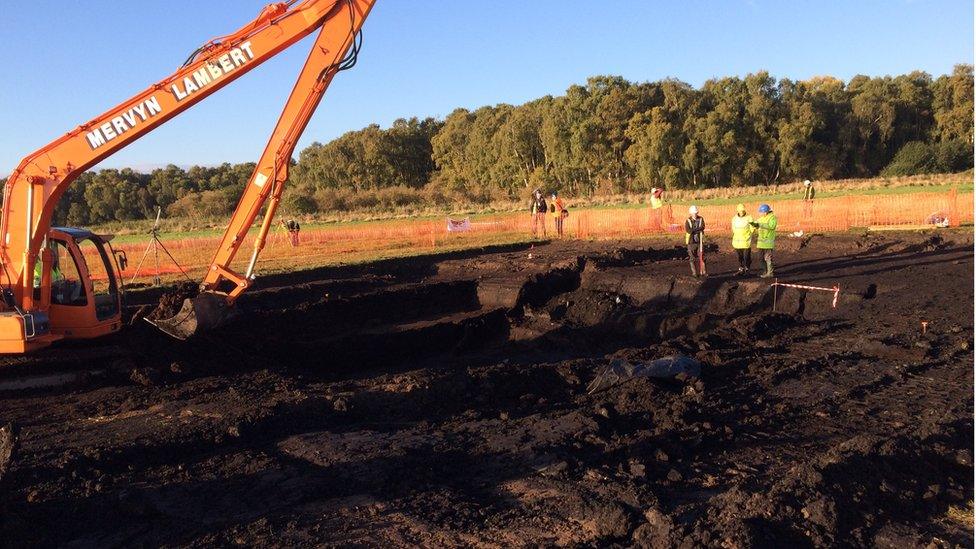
130 207 191 286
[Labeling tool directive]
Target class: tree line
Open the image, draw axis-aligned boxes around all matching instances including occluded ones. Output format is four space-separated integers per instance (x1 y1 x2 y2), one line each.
45 163 258 226
2 66 972 224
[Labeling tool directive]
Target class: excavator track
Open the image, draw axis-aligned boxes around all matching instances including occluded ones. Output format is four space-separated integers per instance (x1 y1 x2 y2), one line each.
0 342 132 393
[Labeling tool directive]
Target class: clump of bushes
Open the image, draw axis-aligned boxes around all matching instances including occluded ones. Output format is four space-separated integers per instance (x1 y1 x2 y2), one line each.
882 140 973 176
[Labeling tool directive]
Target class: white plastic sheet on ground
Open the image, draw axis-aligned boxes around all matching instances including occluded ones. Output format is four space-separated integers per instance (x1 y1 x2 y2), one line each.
587 356 702 394
446 218 471 232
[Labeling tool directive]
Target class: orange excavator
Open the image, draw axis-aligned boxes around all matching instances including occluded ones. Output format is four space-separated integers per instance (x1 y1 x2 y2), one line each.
0 0 376 353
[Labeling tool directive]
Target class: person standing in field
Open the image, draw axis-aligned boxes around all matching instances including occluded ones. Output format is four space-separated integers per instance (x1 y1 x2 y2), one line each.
685 205 706 277
751 204 777 278
649 187 665 230
730 203 754 275
802 179 815 220
283 219 301 247
530 189 548 238
551 191 567 237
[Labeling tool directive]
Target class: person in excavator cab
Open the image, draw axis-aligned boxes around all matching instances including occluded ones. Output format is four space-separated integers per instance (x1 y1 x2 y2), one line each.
32 242 80 305
32 244 62 288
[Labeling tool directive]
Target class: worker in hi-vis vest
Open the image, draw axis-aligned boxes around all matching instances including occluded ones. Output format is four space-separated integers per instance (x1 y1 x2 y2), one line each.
751 204 778 278
649 187 664 230
730 203 754 275
550 191 567 237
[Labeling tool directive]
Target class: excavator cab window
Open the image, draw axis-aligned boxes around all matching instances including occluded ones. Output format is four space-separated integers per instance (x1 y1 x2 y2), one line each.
37 240 86 306
77 237 120 321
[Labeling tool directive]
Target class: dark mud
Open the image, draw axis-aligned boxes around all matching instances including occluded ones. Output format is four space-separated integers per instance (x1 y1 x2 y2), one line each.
0 230 973 547
140 282 199 323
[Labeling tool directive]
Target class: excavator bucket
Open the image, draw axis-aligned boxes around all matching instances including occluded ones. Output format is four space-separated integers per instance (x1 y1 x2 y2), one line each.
149 292 235 340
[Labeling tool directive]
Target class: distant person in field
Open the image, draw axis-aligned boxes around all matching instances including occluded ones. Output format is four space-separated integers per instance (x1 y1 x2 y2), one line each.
283 219 301 247
730 203 754 275
530 189 548 238
685 205 705 277
802 179 815 220
803 179 815 202
750 204 777 278
551 191 567 237
649 187 665 230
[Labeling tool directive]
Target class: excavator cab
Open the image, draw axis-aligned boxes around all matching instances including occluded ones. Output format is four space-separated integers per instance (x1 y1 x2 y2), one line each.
0 228 124 353
44 228 124 340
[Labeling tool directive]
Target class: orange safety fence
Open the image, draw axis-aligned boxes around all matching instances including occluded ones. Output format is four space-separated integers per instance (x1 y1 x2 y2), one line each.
85 188 969 284
100 214 531 282
572 189 973 238
87 265 187 282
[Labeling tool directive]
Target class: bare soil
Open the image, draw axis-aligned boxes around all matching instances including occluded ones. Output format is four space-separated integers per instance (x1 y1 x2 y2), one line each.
0 230 973 547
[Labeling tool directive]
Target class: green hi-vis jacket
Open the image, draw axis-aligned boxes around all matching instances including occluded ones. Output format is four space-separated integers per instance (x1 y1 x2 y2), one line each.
756 213 777 249
731 214 754 249
33 260 63 288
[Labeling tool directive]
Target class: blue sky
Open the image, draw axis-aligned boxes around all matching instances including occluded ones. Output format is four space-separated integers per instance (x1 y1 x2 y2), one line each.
0 0 972 176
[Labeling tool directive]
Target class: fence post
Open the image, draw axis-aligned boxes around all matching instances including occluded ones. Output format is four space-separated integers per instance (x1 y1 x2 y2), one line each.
948 186 959 227
846 195 854 229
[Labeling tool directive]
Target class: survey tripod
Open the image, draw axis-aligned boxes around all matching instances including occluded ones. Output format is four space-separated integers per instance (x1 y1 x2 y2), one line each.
129 208 191 286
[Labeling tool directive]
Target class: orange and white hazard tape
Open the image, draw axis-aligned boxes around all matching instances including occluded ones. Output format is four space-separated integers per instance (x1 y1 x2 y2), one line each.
771 281 841 308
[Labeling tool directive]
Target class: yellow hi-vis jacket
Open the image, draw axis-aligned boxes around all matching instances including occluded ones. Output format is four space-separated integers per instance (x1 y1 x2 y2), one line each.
756 213 777 249
731 214 754 249
650 194 663 210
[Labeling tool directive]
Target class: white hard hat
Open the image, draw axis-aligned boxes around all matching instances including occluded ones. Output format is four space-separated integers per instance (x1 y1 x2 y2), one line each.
803 179 811 186
688 205 699 215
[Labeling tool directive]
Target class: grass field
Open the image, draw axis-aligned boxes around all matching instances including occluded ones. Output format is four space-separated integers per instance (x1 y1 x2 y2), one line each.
599 180 975 210
93 171 973 239
81 173 971 287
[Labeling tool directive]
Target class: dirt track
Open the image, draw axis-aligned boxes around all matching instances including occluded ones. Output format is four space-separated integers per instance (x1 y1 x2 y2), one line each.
1 230 973 547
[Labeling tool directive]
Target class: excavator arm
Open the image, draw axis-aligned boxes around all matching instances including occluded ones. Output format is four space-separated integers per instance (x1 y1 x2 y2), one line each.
203 0 368 300
0 0 376 350
155 0 373 339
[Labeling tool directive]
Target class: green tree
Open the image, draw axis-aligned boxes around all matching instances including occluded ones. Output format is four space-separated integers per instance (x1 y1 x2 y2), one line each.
777 76 850 180
148 165 195 210
26 67 974 221
931 64 974 145
624 81 695 190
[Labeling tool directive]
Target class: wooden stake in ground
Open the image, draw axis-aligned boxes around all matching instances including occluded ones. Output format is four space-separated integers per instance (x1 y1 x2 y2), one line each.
699 237 707 276
0 423 18 482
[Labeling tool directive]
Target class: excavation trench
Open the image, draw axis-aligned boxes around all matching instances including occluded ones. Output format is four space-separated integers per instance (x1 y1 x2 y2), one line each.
0 243 872 395
146 252 869 381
